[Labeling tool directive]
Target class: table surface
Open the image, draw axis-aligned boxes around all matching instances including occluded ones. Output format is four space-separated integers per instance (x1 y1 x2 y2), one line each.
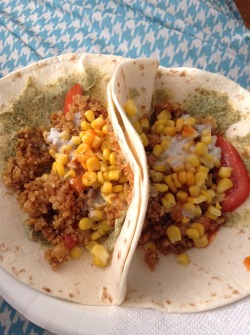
0 1 250 334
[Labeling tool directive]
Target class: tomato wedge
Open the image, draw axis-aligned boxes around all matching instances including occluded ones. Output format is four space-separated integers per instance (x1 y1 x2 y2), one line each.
64 234 76 250
216 135 250 212
64 84 82 114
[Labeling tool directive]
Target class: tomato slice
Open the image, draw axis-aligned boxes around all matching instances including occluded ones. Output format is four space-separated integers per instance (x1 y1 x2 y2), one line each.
64 234 76 250
64 84 82 114
216 135 250 212
69 175 86 193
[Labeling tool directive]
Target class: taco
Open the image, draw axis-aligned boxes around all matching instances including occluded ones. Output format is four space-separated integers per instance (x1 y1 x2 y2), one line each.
0 53 143 306
110 59 250 312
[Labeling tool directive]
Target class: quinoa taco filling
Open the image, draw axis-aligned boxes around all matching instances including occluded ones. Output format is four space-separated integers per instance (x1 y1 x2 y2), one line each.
2 84 133 270
124 99 250 270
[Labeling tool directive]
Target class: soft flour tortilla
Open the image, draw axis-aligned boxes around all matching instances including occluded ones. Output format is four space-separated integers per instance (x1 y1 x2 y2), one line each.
0 53 142 306
110 59 250 312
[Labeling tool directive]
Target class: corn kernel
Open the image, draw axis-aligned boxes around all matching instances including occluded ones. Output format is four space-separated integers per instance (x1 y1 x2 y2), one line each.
81 120 91 131
201 135 212 145
150 170 164 183
140 133 149 147
201 155 215 169
70 246 82 259
91 244 109 266
52 162 65 176
201 128 211 137
91 136 103 149
86 156 100 172
200 189 213 204
133 121 143 134
166 225 182 243
153 164 166 173
86 241 97 252
104 193 115 205
195 142 208 156
176 191 188 202
102 124 109 134
60 130 70 140
182 126 198 139
85 110 95 122
55 153 68 165
189 185 200 197
91 231 101 241
113 185 123 193
164 175 177 193
216 178 233 193
71 136 81 146
171 173 182 188
41 173 49 181
188 195 207 204
124 99 137 117
186 171 195 186
218 167 233 178
157 110 171 120
103 148 111 161
161 139 170 150
75 142 91 154
176 253 190 266
195 171 207 186
186 155 200 168
91 116 105 130
79 217 94 230
82 171 97 186
183 202 196 215
93 256 107 267
101 181 113 194
108 170 122 181
153 144 163 157
191 223 204 237
164 126 176 136
109 152 116 165
89 210 104 222
153 183 169 193
175 118 184 132
60 144 73 154
194 235 208 248
81 132 95 145
156 124 165 135
100 220 112 232
178 171 187 184
97 224 106 236
186 228 200 240
162 193 176 213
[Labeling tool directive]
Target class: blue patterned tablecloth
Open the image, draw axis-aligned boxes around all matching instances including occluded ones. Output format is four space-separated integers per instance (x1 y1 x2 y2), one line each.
0 1 249 334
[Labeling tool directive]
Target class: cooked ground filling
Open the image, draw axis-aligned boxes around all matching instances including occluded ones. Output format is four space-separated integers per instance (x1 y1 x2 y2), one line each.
3 92 133 269
125 100 231 270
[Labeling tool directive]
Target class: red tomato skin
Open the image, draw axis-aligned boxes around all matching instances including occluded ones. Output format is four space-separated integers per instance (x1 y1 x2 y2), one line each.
64 84 82 114
64 234 76 250
216 135 250 212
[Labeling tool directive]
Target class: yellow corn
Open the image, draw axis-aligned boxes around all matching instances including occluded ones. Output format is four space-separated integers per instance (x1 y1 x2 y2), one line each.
97 224 106 236
100 220 112 232
175 118 184 132
100 161 108 172
55 153 68 165
91 231 101 241
71 136 81 146
216 178 233 193
109 152 116 165
140 133 149 147
171 173 182 188
164 127 176 136
186 228 200 240
161 139 170 150
186 155 200 168
86 156 100 172
201 135 212 145
176 191 188 202
49 148 56 158
124 99 137 117
70 246 82 259
188 194 207 204
140 118 150 131
207 205 221 217
153 164 166 172
41 173 48 181
195 171 207 186
186 171 195 186
164 175 177 193
153 144 163 157
161 193 176 213
108 170 122 181
81 120 91 131
82 171 97 186
154 183 169 193
60 144 73 154
178 171 187 184
93 256 107 267
104 193 115 205
79 217 94 230
103 171 111 181
195 142 208 156
85 241 97 252
194 234 208 248
201 128 211 137
60 130 70 140
176 253 190 266
103 148 111 161
81 132 95 145
112 185 123 193
183 117 196 126
201 154 215 169
91 136 103 149
167 157 185 173
183 202 196 216
52 162 65 176
157 110 171 120
91 244 109 265
156 124 165 135
191 223 204 237
102 124 109 134
101 181 113 194
133 121 143 134
200 189 213 204
150 170 164 183
85 110 95 122
166 225 182 243
189 185 200 197
91 116 105 130
218 167 232 178
89 210 104 222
